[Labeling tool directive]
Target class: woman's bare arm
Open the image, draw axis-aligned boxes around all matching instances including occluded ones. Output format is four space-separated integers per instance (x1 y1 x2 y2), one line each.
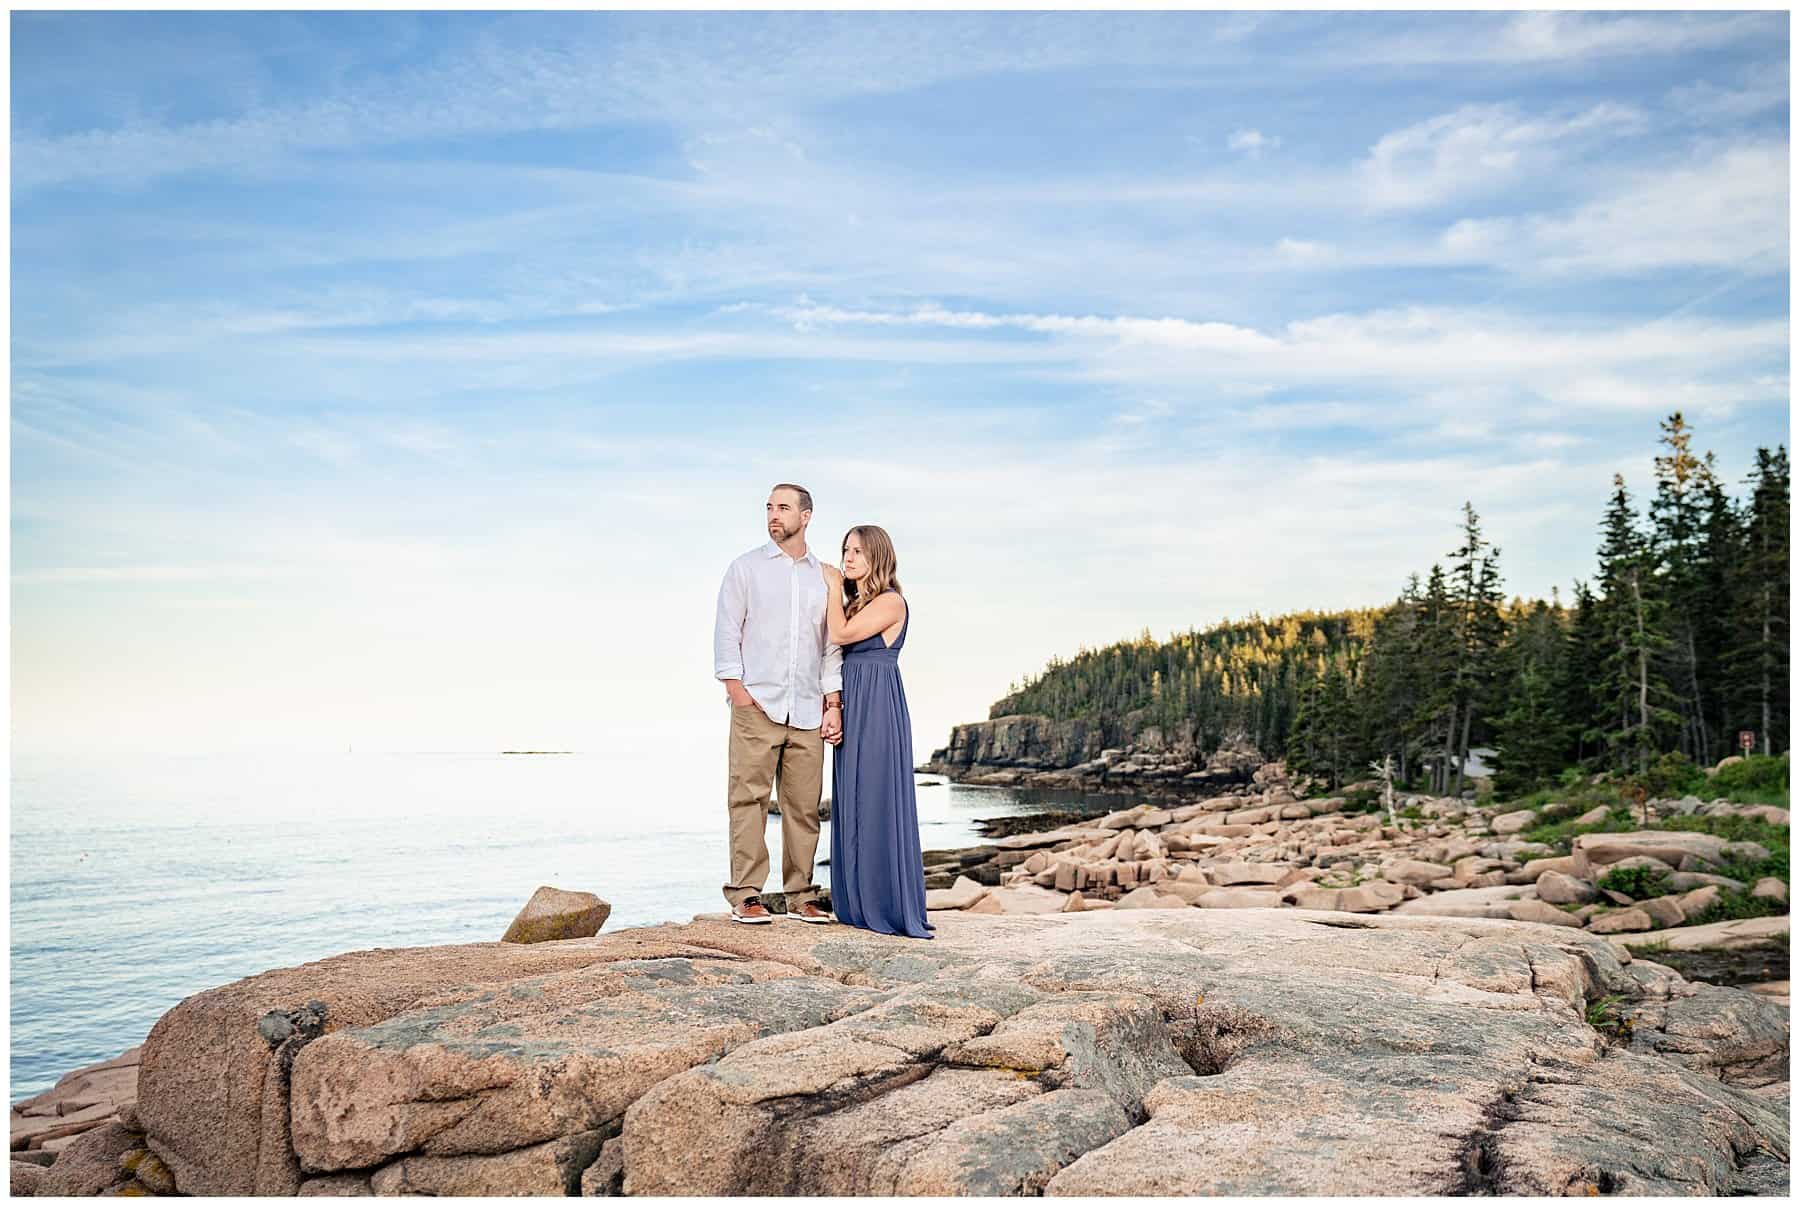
821 565 905 645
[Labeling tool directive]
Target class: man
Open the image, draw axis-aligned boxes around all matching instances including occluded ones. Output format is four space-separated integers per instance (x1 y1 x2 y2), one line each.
712 482 843 924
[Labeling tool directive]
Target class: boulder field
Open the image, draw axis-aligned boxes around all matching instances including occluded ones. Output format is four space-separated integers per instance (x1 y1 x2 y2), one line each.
15 904 1789 1196
925 760 1789 969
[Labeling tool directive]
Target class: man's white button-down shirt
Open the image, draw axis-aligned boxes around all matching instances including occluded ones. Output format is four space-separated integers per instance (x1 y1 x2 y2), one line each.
713 541 844 729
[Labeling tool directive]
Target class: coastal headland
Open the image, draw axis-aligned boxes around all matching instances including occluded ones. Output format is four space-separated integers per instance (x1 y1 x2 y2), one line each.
918 715 1263 795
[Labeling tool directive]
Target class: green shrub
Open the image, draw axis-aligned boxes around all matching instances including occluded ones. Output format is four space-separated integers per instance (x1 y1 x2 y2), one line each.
1709 754 1790 801
1597 864 1672 901
1640 751 1708 799
1657 814 1790 883
1502 786 1558 813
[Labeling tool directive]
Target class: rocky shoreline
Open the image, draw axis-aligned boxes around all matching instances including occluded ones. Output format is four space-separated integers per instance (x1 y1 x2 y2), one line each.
10 901 1790 1197
921 755 1789 980
12 753 1790 1197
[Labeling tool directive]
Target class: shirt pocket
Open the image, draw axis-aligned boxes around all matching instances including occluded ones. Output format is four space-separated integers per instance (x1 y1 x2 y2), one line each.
802 571 828 625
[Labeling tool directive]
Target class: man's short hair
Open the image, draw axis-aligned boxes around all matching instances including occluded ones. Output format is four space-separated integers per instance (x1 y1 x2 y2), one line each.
771 482 813 513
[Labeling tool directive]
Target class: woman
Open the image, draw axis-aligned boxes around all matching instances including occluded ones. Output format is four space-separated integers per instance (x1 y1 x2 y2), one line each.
819 525 934 939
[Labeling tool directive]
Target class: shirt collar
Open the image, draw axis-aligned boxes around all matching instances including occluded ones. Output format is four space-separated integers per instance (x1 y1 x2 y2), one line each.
764 540 817 566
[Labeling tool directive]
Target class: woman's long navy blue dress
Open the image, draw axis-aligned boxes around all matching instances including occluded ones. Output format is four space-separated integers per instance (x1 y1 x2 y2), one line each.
830 590 933 939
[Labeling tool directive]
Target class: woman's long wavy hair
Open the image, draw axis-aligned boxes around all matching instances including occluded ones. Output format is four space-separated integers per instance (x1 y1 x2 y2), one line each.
841 525 902 621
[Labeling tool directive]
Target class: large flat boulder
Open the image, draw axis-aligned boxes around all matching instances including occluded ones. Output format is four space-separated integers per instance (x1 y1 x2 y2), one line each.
1572 831 1732 877
134 932 779 1195
1384 858 1455 886
288 956 879 1173
1044 1041 1786 1195
1392 884 1535 918
1205 860 1290 886
1611 914 1789 953
968 884 1067 915
118 906 1788 1198
1195 888 1285 909
624 982 1186 1195
1114 886 1188 910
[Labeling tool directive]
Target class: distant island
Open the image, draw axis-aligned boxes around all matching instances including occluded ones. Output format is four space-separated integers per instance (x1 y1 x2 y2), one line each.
499 750 574 755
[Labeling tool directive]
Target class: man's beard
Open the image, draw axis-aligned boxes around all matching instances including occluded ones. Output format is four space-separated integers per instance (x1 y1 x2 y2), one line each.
769 521 797 540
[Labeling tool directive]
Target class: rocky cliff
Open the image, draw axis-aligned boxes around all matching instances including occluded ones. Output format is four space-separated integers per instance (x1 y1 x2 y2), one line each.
20 902 1789 1196
918 714 1266 793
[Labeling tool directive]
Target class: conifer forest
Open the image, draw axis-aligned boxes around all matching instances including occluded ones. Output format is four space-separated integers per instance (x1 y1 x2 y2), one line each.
990 413 1789 797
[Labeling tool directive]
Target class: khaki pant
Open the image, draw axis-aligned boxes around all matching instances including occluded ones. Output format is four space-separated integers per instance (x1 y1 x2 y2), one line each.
725 703 824 908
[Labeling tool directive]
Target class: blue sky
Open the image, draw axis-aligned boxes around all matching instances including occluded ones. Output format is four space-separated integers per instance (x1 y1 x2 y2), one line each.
9 9 1791 758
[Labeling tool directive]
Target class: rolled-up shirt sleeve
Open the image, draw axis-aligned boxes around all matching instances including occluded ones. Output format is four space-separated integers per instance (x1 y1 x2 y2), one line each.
713 561 746 681
821 637 843 695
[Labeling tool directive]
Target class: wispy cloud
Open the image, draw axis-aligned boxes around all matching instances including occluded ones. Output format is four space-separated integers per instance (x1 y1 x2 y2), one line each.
1342 11 1769 66
1668 66 1791 123
765 299 1786 416
1356 101 1646 210
1434 141 1789 274
1227 128 1280 156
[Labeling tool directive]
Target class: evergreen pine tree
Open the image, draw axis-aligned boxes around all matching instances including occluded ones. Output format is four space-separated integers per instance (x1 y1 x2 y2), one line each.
1596 475 1681 776
1491 600 1570 793
1557 579 1609 767
1444 503 1507 796
1647 412 1711 760
1693 451 1745 762
1728 446 1791 755
1412 563 1459 793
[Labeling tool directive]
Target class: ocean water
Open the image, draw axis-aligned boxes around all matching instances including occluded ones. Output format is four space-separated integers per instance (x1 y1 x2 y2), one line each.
9 751 1128 1102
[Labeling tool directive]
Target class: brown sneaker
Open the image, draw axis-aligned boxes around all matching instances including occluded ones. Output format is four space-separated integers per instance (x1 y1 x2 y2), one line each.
731 895 773 924
790 899 835 924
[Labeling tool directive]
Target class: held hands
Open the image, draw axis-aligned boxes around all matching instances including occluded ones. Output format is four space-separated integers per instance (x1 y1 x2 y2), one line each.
812 567 846 743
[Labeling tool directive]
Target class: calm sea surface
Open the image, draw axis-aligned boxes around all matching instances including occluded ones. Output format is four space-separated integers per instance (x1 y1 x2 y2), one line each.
9 751 1128 1102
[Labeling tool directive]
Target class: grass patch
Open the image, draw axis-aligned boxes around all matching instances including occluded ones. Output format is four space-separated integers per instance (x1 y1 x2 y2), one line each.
1717 785 1792 807
1500 791 1790 889
1584 993 1635 1039
1708 754 1789 802
1657 814 1790 883
1519 804 1637 851
1684 887 1789 927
